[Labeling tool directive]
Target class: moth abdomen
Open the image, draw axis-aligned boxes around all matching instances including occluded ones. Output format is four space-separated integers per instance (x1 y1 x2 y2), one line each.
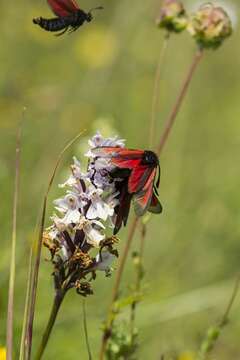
32 17 69 32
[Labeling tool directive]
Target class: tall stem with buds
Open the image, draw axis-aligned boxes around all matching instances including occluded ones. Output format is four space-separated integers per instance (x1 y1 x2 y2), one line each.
99 49 204 359
130 224 146 340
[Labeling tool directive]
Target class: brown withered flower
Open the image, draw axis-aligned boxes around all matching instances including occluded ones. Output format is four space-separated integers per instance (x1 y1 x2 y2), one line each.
188 3 232 49
156 0 188 33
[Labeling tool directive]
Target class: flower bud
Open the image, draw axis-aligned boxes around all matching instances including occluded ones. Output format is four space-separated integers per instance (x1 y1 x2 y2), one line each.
156 0 188 33
188 3 232 49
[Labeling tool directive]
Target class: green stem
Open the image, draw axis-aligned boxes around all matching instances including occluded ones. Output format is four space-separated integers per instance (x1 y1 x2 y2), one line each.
6 120 22 360
130 223 146 340
35 290 66 360
25 131 85 359
83 300 92 360
197 274 240 360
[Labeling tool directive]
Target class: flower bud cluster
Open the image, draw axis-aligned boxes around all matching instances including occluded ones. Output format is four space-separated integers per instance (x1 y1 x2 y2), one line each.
187 3 232 49
156 0 188 33
157 1 233 49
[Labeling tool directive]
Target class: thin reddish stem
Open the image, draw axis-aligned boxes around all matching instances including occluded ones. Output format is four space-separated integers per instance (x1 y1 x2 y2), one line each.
156 49 204 156
99 49 204 359
149 34 170 148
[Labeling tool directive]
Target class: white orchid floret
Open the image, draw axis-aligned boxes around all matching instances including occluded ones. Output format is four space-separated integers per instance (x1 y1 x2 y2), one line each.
85 186 115 221
92 171 115 191
86 132 126 192
87 194 114 221
54 193 79 213
51 214 68 232
88 131 125 149
85 131 125 158
51 207 81 228
88 132 105 149
59 157 87 188
95 251 115 271
63 209 81 225
77 217 105 248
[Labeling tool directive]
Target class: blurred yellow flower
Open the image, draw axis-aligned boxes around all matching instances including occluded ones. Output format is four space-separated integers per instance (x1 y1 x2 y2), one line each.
178 351 195 360
74 26 118 68
0 347 6 360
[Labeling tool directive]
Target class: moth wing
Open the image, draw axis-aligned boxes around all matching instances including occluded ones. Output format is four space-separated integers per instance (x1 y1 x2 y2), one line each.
113 190 132 235
148 192 163 214
92 147 143 169
47 0 79 17
128 165 152 193
133 169 156 216
133 186 153 217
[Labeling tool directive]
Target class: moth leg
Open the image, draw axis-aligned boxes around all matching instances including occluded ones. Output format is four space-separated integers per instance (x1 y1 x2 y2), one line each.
68 25 79 34
55 27 68 37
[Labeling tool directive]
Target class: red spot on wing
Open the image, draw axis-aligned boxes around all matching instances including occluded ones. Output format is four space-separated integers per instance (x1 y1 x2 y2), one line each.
47 0 79 17
111 158 142 169
143 168 156 191
128 166 152 193
133 170 157 215
133 184 153 216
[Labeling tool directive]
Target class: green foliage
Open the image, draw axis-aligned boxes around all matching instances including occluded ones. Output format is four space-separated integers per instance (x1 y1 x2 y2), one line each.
105 322 138 360
1 0 240 358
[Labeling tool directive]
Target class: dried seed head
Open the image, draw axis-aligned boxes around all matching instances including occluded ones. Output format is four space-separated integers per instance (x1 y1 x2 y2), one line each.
75 280 93 297
156 0 188 33
188 2 233 49
69 249 93 269
43 231 60 258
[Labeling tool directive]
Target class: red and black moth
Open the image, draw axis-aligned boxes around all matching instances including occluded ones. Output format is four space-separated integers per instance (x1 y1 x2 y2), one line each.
33 0 103 36
92 147 163 234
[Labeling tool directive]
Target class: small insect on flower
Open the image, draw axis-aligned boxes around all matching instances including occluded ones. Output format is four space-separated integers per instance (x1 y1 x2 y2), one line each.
92 147 163 234
33 0 103 36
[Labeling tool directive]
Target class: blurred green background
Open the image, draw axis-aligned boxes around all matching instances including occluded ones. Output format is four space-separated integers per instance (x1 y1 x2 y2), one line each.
1 0 240 359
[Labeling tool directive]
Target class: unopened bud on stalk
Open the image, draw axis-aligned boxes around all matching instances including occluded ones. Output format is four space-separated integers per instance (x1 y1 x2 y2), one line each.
156 0 188 33
188 3 232 49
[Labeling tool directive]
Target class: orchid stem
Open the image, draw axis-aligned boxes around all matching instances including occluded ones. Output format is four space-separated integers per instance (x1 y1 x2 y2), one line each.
35 289 66 360
83 300 92 360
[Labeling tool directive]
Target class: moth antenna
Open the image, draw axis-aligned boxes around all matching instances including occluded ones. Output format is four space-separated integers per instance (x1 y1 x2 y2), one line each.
156 164 160 188
154 185 159 196
89 6 104 13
